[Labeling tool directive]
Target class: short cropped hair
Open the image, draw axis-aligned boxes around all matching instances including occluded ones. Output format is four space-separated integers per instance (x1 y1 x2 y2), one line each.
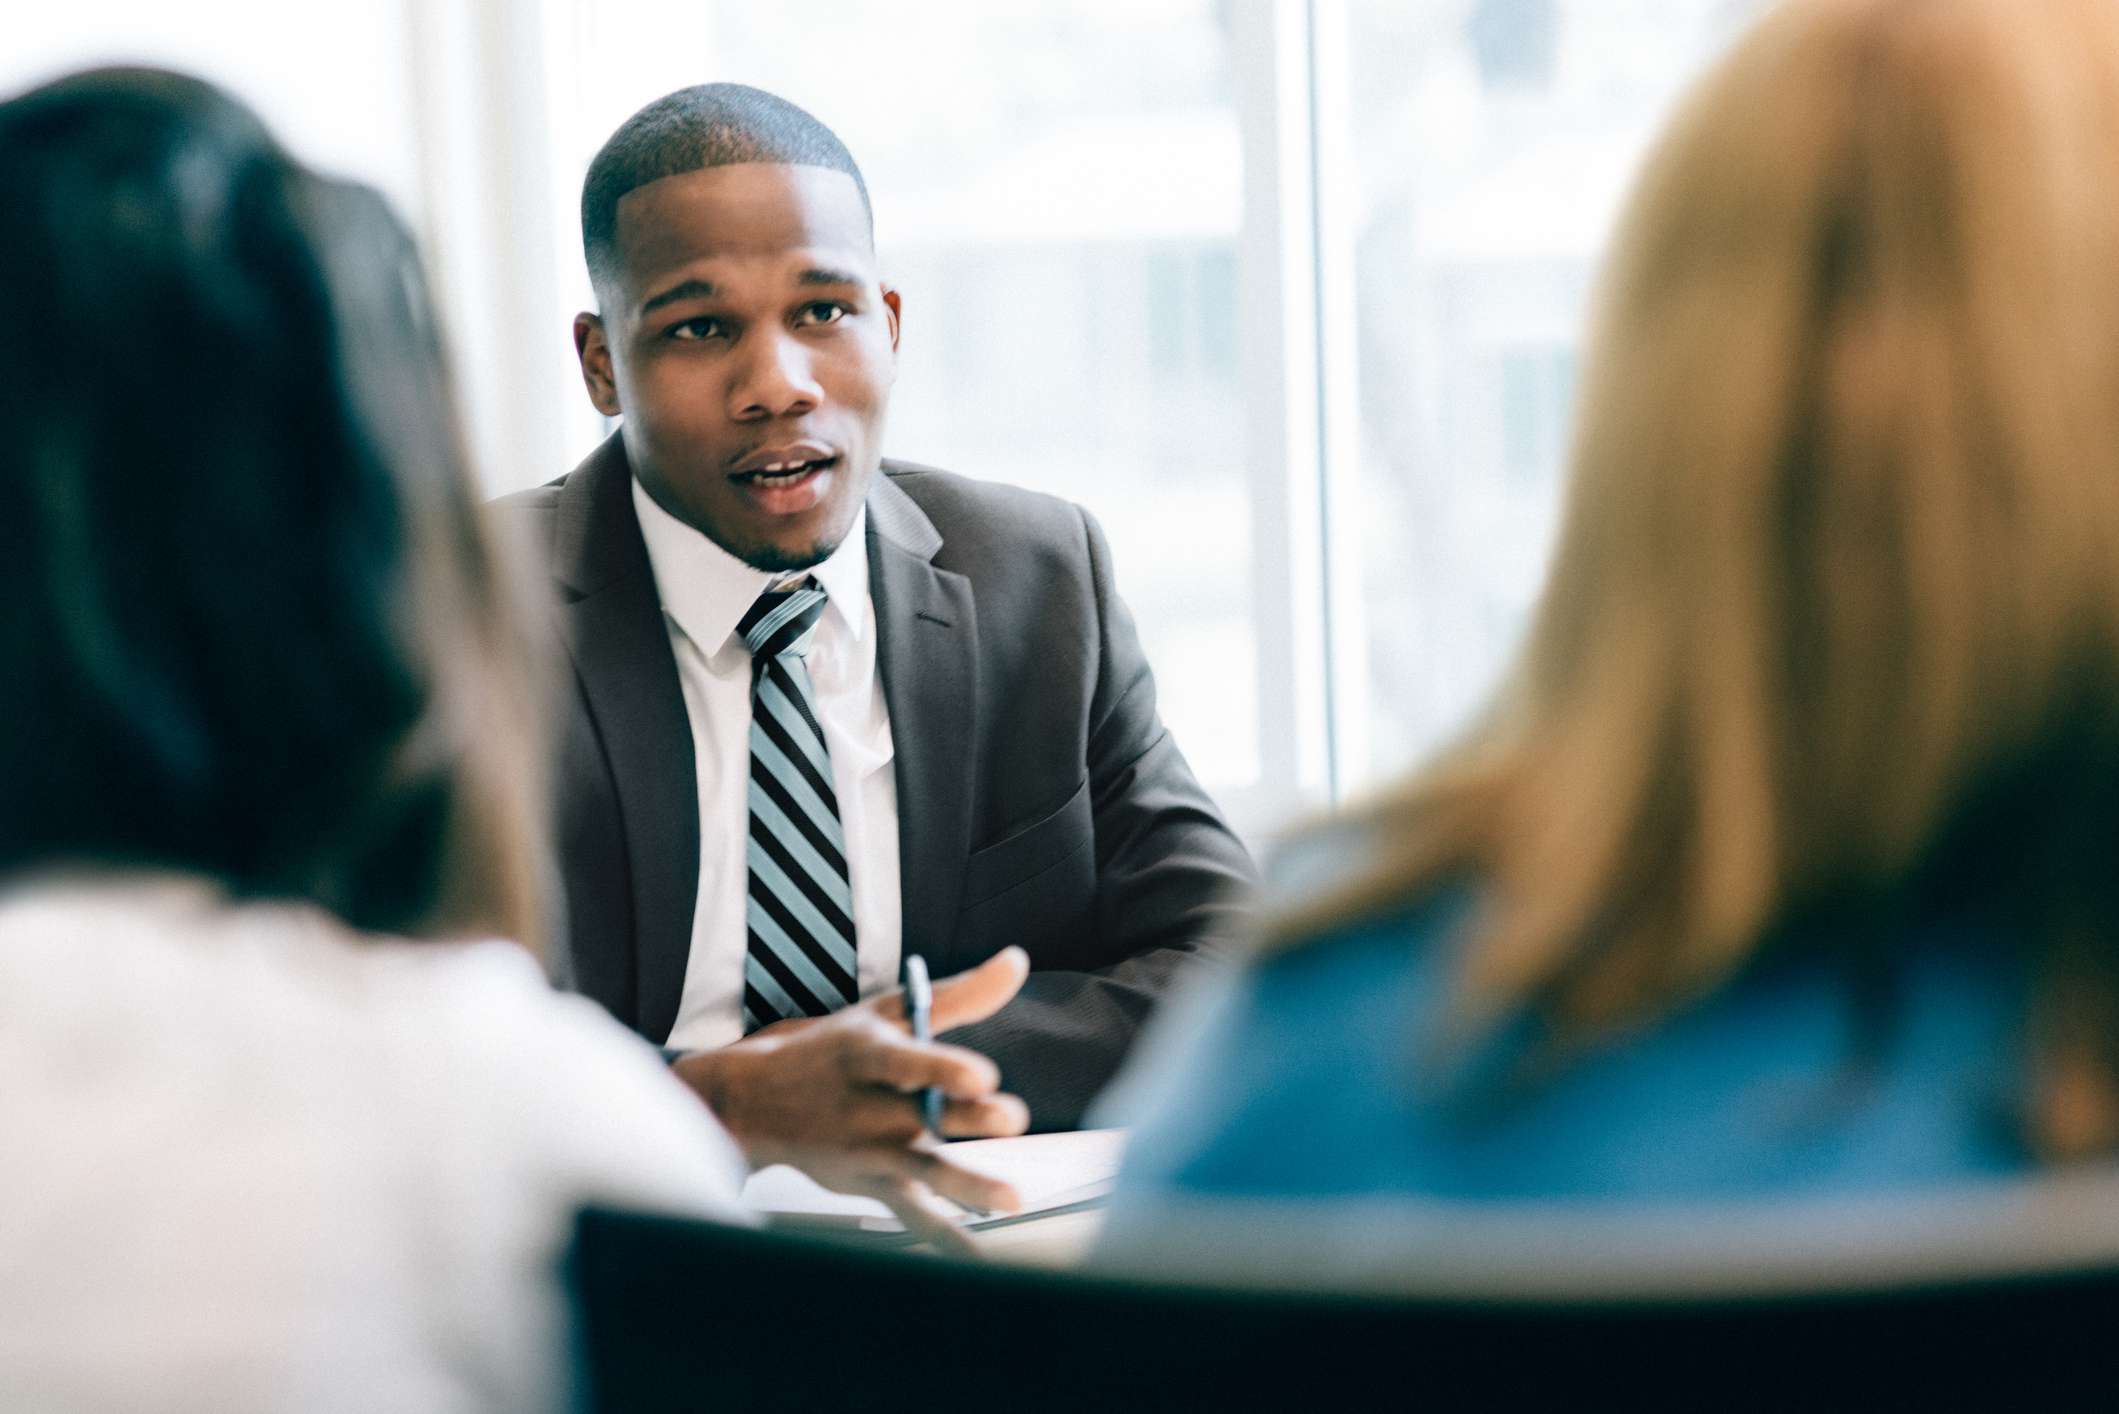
580 82 872 290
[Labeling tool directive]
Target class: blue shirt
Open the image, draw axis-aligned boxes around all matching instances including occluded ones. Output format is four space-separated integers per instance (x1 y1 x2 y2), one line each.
1106 890 2036 1220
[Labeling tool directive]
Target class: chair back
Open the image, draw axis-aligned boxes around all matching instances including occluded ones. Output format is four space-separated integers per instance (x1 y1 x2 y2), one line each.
570 1205 2119 1412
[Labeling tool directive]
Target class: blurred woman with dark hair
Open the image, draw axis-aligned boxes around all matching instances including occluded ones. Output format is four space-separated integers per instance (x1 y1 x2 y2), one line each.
0 68 740 1409
1104 0 2119 1285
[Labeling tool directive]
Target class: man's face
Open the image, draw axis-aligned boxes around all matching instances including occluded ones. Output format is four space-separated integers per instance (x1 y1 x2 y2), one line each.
576 163 900 571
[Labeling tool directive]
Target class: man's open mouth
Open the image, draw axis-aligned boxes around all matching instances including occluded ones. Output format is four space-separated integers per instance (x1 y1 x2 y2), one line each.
733 454 838 486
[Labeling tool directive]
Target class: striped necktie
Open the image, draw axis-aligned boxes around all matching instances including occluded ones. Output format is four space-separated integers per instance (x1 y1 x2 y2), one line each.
738 581 858 1031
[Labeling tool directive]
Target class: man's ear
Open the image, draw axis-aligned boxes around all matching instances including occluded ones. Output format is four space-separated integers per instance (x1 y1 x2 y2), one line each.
881 287 902 355
575 313 621 417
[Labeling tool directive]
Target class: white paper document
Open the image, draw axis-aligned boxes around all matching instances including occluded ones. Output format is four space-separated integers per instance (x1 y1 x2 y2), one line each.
740 1128 1127 1237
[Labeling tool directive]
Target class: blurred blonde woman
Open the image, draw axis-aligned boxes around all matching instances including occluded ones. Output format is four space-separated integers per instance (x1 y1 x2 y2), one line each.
1104 0 2119 1273
0 70 742 1411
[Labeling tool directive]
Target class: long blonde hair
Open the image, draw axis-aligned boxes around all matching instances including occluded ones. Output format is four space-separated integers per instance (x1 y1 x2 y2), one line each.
1288 0 2119 1147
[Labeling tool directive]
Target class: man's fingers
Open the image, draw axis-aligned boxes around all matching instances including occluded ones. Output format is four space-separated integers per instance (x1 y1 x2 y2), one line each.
794 1146 1024 1252
862 1178 981 1257
841 1025 1000 1097
907 1150 1024 1216
837 1089 1029 1145
779 1145 1017 1224
863 1145 1024 1217
938 1093 1030 1140
831 1080 1027 1145
929 946 1030 1031
872 946 1029 1033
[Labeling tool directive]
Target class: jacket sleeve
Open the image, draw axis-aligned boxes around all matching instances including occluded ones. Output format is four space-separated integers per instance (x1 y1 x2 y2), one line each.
942 506 1257 1130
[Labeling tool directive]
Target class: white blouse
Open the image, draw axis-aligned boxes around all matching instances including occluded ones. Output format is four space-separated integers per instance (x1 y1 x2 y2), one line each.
0 877 747 1413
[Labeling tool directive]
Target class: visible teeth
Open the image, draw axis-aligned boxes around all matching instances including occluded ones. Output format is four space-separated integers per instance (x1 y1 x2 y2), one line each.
750 461 815 483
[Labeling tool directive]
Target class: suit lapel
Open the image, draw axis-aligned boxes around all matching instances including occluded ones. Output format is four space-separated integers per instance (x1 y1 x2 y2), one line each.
553 435 699 1041
867 471 979 973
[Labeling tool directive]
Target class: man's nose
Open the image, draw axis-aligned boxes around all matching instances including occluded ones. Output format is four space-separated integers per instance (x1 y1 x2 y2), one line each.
729 331 822 420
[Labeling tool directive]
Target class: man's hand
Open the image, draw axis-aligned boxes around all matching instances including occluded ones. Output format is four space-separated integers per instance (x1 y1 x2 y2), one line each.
670 947 1032 1251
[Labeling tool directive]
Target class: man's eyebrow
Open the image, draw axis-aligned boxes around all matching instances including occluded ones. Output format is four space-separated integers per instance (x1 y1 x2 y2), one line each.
639 278 716 317
797 267 864 288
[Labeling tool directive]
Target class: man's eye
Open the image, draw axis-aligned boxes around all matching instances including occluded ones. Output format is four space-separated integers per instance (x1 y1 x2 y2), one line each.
795 302 849 327
669 316 727 341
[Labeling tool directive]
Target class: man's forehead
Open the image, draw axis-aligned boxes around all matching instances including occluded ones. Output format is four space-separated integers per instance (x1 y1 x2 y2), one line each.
611 162 873 285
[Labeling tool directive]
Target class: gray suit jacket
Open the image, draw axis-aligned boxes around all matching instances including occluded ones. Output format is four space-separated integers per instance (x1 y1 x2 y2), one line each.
496 435 1254 1129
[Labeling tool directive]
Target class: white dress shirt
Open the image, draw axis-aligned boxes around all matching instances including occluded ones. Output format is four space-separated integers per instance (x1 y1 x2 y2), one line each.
0 875 746 1414
632 477 903 1051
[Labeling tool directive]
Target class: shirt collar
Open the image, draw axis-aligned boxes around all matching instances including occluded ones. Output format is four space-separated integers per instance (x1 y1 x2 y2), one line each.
630 476 870 660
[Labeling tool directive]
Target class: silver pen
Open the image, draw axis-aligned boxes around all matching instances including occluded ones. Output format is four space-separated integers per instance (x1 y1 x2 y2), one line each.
898 953 945 1136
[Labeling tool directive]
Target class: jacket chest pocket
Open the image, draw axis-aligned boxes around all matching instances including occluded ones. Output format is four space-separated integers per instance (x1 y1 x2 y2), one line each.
961 776 1091 905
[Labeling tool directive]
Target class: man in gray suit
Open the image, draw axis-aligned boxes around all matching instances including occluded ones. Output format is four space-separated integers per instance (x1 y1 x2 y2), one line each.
499 84 1251 1227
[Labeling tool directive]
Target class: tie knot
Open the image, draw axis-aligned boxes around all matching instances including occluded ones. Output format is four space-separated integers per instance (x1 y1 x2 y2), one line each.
738 582 828 660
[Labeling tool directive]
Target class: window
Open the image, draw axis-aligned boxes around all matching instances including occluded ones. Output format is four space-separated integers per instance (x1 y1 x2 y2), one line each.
2 2 423 219
1330 0 1774 787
